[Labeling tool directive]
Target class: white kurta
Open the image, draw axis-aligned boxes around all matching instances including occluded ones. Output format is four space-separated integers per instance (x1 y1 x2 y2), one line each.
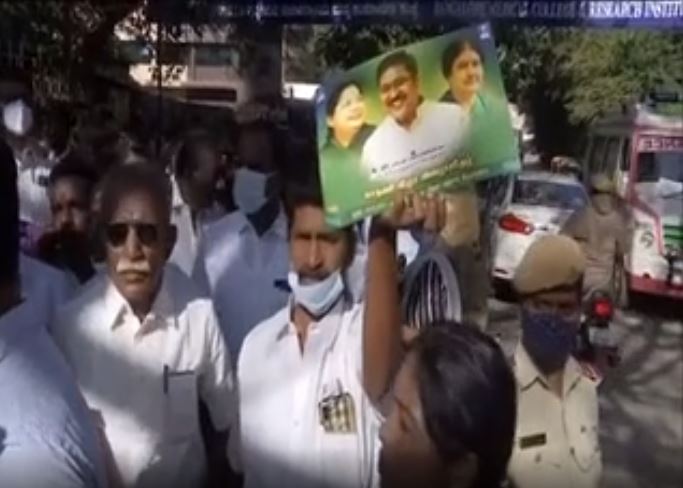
195 210 291 363
238 300 380 488
52 265 236 488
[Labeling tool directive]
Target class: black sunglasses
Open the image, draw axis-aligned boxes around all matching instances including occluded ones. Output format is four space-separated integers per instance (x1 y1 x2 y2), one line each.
105 223 160 248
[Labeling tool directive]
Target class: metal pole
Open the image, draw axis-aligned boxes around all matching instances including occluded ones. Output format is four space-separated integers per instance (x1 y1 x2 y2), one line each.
156 18 163 157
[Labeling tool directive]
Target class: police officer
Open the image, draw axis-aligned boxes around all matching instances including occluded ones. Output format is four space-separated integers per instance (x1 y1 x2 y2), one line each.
563 173 632 305
439 184 490 330
507 235 602 488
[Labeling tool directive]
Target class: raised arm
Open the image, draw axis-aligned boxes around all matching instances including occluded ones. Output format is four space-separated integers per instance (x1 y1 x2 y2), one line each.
362 193 445 405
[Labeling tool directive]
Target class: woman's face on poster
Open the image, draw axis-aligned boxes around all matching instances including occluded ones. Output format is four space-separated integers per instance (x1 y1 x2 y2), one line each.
328 84 367 135
448 46 484 99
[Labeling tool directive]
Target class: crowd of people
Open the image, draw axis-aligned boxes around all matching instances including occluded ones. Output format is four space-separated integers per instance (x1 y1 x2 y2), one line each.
1 94 615 488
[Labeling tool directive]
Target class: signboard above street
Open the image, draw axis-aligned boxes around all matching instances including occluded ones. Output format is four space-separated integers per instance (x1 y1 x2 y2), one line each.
151 0 683 27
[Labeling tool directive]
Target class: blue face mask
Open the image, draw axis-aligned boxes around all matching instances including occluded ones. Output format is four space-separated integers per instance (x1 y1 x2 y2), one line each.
521 309 578 374
288 270 344 317
232 167 272 215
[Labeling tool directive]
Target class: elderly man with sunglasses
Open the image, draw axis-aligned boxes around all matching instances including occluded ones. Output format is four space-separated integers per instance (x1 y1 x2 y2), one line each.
52 163 235 488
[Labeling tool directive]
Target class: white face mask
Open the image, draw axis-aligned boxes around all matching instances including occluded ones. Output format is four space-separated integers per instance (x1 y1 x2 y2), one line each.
232 167 272 215
3 99 33 136
287 270 344 317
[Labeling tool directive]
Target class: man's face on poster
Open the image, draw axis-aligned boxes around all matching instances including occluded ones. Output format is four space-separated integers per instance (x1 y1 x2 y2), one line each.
379 64 420 128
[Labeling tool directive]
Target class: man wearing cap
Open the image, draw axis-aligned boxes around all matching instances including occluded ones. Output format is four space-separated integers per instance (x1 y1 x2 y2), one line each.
507 235 602 488
562 173 632 304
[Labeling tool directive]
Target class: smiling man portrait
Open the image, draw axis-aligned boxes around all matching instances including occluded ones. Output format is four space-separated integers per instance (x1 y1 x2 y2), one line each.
361 50 470 183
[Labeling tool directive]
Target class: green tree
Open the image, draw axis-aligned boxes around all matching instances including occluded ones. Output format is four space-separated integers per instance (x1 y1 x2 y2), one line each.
557 30 683 123
0 0 141 100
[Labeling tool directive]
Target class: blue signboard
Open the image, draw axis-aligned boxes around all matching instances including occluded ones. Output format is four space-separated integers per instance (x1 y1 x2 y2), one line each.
152 1 683 28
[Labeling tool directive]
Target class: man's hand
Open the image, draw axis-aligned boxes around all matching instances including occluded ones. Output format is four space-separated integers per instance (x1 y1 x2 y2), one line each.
378 192 447 233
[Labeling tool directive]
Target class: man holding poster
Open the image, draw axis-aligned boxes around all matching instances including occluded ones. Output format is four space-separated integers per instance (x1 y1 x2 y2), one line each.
361 50 470 182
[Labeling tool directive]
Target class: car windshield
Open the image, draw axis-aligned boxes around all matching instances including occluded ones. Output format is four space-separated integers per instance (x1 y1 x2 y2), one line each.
513 179 587 209
636 152 683 184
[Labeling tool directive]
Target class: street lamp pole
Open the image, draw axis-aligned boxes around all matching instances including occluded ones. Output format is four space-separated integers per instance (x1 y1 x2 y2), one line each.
156 17 163 157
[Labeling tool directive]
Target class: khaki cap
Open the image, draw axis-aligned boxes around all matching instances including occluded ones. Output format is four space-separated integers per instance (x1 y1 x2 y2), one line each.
590 173 615 194
513 235 586 295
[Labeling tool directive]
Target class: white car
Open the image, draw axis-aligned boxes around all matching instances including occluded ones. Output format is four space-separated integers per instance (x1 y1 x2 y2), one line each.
491 171 588 284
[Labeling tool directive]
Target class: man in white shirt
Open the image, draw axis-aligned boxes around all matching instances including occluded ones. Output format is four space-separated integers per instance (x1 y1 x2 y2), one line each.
0 138 106 488
196 121 290 362
37 157 98 284
3 99 55 231
361 50 469 183
19 253 75 332
169 130 226 279
53 163 235 488
238 178 446 488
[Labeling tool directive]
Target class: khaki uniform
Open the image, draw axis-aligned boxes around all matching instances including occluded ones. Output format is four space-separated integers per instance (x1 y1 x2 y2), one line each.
440 185 489 330
562 203 632 300
562 173 632 303
509 235 602 488
508 343 602 488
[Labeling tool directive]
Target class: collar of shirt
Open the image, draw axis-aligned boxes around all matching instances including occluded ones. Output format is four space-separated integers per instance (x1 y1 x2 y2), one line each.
235 206 288 239
514 342 583 396
173 200 225 225
274 296 348 345
103 270 176 338
48 147 70 164
170 174 185 209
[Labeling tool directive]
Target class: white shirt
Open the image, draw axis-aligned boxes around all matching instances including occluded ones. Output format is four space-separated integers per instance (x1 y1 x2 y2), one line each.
238 299 380 488
0 295 107 488
361 101 469 182
169 200 225 281
19 254 76 332
508 343 602 488
196 210 290 363
52 264 236 488
15 148 54 228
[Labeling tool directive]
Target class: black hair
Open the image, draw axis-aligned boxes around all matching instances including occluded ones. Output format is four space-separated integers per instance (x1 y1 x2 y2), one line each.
283 179 325 228
326 80 363 117
376 50 419 84
441 39 485 79
410 324 516 488
48 154 98 194
284 177 355 248
175 129 218 178
0 139 20 284
236 119 282 171
99 163 172 225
